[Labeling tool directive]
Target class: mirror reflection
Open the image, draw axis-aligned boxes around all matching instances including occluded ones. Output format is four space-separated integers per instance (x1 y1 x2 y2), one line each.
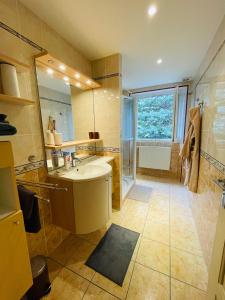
35 65 96 171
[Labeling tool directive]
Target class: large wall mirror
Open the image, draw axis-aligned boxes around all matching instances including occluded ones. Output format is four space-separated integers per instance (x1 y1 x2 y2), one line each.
35 56 97 171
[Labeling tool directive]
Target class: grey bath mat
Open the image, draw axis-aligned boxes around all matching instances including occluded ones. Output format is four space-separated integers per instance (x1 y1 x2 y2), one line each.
127 184 152 202
85 224 139 286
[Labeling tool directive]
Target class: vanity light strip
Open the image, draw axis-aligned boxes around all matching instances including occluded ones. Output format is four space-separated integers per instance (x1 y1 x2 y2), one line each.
94 73 122 81
15 160 45 175
201 150 225 175
0 21 45 52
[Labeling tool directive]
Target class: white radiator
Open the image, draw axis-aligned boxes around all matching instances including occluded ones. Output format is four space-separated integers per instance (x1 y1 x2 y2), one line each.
138 146 171 170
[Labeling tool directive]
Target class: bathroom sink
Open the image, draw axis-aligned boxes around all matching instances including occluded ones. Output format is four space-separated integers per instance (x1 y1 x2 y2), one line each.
62 163 111 181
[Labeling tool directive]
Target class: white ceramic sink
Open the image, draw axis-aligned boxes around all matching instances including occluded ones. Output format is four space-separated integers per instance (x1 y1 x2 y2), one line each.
62 163 111 181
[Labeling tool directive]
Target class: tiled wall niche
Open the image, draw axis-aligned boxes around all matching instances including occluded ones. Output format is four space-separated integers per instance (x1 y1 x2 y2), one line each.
136 141 182 180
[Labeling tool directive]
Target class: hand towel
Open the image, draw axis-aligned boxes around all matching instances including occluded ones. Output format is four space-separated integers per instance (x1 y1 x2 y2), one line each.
17 185 41 233
0 122 17 135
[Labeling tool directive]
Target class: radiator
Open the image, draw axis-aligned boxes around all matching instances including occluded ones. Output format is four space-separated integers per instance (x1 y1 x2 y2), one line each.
138 146 171 170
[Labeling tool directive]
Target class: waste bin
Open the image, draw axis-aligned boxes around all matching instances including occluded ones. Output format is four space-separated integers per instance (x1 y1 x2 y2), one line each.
26 255 51 300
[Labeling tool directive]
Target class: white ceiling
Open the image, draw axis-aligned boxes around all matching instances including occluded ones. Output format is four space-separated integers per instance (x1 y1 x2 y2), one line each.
21 0 225 89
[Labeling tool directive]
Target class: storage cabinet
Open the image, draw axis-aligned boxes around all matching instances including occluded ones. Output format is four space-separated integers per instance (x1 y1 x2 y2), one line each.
0 211 32 300
0 141 32 300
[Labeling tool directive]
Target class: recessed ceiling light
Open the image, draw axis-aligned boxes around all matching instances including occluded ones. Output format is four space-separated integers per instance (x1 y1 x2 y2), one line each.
76 82 81 88
46 68 54 75
86 80 92 85
63 76 69 81
157 58 163 64
75 73 80 79
59 64 66 71
148 5 157 17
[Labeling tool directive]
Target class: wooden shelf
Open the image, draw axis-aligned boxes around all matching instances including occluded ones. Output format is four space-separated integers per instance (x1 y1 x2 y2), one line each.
45 139 102 150
0 94 34 106
0 53 30 73
35 53 101 90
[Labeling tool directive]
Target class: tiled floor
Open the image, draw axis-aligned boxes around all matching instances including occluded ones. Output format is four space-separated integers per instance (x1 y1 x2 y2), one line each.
43 175 208 299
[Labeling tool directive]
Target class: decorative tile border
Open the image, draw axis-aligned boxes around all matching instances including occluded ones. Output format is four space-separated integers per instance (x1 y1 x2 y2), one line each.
15 160 45 175
201 149 225 175
77 145 120 153
0 21 45 52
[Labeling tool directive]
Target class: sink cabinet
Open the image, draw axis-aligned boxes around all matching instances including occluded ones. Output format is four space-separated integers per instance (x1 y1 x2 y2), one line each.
49 174 112 234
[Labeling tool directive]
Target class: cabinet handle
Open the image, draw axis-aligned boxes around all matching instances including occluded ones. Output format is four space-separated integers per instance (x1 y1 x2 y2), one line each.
13 220 20 225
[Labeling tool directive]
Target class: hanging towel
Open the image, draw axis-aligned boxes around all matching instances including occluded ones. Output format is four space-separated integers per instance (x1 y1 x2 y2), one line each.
17 185 41 233
180 107 201 193
0 122 17 135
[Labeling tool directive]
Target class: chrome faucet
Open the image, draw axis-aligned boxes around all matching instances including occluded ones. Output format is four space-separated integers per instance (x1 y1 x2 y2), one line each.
71 152 82 167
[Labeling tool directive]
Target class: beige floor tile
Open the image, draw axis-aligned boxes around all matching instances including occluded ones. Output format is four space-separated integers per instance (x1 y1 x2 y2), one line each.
170 228 202 255
43 268 89 300
136 238 170 275
147 209 170 225
143 221 169 245
126 263 170 300
171 248 208 291
77 225 109 245
47 258 63 282
50 234 81 265
170 214 195 232
83 284 118 299
122 215 146 233
171 278 207 300
92 261 134 299
66 239 96 281
131 234 142 261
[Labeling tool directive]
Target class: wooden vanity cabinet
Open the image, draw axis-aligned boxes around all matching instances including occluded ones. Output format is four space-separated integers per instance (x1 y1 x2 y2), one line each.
48 177 76 233
0 141 32 300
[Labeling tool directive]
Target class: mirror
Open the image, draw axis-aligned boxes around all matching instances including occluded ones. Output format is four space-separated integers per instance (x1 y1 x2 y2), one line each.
35 64 96 171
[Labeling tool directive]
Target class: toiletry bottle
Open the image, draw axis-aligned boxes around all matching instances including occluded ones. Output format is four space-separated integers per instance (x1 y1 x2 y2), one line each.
63 152 71 170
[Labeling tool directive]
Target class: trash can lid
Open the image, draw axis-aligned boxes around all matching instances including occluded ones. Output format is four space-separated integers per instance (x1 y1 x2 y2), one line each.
30 255 47 278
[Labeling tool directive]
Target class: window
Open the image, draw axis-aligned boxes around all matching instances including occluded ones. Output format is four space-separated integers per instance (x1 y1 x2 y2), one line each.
135 87 188 141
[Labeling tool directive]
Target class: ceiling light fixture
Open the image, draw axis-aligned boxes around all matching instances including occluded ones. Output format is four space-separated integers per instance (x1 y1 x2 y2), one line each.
157 58 163 64
46 68 54 75
63 76 69 81
59 64 66 71
75 73 80 79
86 80 92 85
76 82 81 88
148 4 157 17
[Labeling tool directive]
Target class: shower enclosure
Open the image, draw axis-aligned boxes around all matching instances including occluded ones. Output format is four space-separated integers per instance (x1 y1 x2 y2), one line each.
121 96 136 199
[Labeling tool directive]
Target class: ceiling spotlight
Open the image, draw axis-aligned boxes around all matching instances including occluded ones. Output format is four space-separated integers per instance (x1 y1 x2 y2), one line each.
46 68 54 75
148 5 157 17
157 58 163 64
59 64 66 71
76 82 81 88
86 80 92 85
75 73 80 79
63 76 69 81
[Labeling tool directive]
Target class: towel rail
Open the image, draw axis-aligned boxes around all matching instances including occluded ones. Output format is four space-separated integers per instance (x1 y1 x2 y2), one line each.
35 195 50 203
16 179 68 191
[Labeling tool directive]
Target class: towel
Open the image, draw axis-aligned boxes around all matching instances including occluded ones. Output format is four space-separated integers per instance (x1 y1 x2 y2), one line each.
17 185 41 233
180 107 201 192
0 122 17 135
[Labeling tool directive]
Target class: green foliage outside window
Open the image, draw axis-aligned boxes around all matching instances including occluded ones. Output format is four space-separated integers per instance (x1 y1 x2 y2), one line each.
137 94 174 139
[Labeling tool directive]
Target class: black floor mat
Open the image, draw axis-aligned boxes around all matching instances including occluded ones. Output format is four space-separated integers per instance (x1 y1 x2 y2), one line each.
85 224 140 286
